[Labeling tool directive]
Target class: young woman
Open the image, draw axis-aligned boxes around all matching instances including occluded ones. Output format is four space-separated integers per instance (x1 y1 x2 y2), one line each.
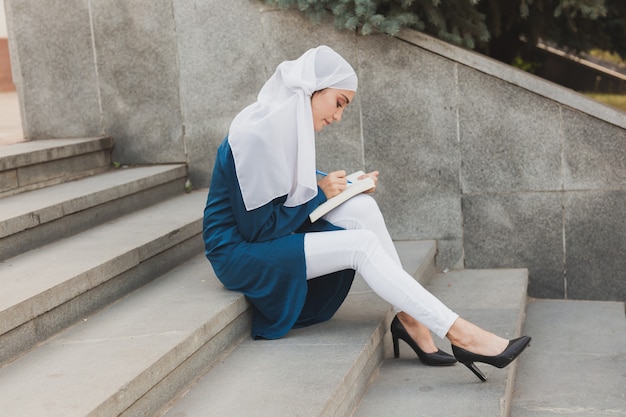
202 45 530 381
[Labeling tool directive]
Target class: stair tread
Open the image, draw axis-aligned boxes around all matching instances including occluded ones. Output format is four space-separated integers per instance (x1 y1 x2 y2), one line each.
353 268 529 417
0 164 186 238
0 241 435 417
0 255 246 417
0 190 207 335
510 299 626 416
160 241 437 417
0 137 112 170
163 277 390 417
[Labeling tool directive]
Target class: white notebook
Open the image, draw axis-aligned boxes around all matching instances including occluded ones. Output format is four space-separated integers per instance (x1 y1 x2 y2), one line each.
309 171 376 223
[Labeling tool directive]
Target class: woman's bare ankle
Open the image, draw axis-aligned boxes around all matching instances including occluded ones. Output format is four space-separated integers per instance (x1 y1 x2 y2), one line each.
397 312 438 353
446 318 508 356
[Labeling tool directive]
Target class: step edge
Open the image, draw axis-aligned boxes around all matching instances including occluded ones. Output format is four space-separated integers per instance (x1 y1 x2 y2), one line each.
0 255 252 417
0 214 203 336
353 267 530 417
103 297 251 417
0 164 188 238
0 137 113 170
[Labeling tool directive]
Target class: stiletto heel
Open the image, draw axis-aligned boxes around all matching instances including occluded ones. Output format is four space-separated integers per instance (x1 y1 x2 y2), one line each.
392 333 401 358
452 336 531 382
391 316 457 366
461 362 487 382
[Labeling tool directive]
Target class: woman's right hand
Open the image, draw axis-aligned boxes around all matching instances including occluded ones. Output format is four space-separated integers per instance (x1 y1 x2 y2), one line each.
318 170 348 198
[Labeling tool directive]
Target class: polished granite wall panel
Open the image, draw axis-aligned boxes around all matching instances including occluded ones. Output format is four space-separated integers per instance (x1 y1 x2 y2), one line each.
565 190 626 301
356 34 463 268
562 107 626 190
457 66 563 194
90 0 184 164
463 192 565 298
5 0 101 138
174 0 269 187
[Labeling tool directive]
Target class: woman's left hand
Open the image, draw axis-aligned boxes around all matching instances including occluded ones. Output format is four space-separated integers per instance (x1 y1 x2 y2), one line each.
359 171 379 193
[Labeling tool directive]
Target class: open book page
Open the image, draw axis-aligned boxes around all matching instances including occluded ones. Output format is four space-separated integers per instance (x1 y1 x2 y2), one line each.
309 171 376 223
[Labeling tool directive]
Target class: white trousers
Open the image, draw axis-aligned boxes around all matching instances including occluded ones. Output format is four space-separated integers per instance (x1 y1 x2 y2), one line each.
304 194 458 339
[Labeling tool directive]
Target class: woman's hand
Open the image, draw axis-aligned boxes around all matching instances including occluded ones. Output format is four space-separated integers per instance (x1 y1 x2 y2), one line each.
359 171 379 193
318 170 348 198
318 170 380 198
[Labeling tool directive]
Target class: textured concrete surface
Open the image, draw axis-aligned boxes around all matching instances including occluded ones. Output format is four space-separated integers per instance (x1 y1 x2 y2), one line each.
5 0 102 138
90 0 185 165
163 278 391 417
0 254 248 417
0 190 206 336
1 164 186 237
458 67 563 194
357 33 464 269
463 192 565 298
564 190 626 301
161 241 434 417
0 137 114 197
511 299 626 416
0 164 187 260
0 238 435 417
354 268 529 417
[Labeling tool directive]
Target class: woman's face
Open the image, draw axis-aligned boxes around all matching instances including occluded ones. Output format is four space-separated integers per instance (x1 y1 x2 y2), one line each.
311 88 356 132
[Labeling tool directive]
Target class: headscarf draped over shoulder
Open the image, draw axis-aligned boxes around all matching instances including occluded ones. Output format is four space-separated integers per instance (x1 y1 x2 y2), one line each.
228 45 358 211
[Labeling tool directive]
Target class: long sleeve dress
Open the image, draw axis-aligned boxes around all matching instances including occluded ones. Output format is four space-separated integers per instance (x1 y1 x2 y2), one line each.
202 137 355 339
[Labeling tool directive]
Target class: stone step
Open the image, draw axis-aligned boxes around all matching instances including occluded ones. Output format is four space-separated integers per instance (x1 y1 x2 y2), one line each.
354 268 529 417
510 299 626 416
0 163 187 261
0 137 113 198
0 240 436 417
0 190 207 365
0 254 249 417
159 241 438 417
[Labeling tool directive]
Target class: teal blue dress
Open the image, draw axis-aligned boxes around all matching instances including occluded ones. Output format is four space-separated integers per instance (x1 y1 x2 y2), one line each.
203 138 355 339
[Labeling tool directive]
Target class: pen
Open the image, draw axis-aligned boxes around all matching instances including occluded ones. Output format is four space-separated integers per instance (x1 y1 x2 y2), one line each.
316 170 352 184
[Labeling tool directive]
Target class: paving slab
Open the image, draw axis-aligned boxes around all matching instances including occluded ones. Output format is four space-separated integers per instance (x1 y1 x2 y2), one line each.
510 299 626 417
354 268 529 417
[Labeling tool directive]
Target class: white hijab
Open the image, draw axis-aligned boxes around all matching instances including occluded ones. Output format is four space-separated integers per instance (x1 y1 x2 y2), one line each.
228 45 358 211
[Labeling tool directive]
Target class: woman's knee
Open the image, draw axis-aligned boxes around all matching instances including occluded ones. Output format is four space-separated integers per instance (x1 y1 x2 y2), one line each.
347 194 381 213
324 194 384 229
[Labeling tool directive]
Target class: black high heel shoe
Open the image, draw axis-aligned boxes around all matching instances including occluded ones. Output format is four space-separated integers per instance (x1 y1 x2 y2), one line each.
391 316 457 366
451 336 531 382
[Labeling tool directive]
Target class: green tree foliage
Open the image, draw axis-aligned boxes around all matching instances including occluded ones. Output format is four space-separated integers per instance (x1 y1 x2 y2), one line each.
261 0 625 63
263 0 490 49
477 0 626 63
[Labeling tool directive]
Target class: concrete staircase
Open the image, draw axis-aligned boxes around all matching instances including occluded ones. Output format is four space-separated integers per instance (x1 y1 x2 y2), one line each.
0 138 624 417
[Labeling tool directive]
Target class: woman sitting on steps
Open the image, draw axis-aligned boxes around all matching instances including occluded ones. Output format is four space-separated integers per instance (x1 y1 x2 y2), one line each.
202 45 530 382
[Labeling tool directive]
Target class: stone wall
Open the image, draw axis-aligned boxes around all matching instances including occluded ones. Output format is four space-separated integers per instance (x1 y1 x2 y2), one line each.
5 0 625 302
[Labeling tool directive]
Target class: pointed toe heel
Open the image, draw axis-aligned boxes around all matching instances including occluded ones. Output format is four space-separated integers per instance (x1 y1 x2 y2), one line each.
452 336 531 382
391 316 457 366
